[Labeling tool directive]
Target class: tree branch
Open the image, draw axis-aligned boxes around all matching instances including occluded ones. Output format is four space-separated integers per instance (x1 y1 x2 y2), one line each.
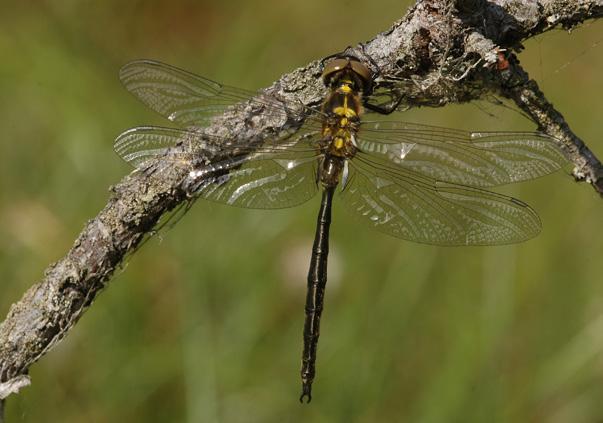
1 0 601 400
501 59 603 191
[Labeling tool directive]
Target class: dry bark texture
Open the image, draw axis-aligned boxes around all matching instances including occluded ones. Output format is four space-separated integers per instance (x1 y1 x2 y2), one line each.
1 0 602 403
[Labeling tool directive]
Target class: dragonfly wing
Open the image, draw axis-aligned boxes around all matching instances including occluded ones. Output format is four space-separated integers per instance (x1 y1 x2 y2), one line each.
194 154 319 209
120 60 293 126
115 125 321 209
115 126 207 169
340 156 541 246
357 121 567 187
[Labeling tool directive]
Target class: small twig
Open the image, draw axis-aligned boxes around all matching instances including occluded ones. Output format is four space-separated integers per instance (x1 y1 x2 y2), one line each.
501 58 603 194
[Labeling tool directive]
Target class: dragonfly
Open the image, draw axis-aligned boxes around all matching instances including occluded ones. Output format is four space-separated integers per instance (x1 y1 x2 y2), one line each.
114 56 567 402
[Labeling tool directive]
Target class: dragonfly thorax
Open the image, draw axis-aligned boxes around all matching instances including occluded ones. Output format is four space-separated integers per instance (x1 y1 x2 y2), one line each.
319 65 365 186
321 80 361 161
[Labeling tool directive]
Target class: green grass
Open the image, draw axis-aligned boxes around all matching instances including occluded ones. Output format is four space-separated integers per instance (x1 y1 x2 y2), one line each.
1 1 602 421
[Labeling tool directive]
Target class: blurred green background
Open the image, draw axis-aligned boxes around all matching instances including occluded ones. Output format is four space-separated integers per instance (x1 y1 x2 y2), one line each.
1 1 602 422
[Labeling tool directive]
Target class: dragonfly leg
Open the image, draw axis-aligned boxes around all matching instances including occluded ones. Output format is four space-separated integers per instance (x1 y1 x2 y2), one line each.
364 93 405 115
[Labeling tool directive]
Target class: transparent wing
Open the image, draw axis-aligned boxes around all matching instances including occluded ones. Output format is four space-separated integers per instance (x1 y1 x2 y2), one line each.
340 155 541 246
193 155 319 209
115 125 321 209
115 123 320 167
115 126 205 168
120 60 256 126
357 121 567 187
120 60 320 127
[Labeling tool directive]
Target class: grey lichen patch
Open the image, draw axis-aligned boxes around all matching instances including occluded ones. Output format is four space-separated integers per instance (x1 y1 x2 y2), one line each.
276 61 325 103
464 32 499 66
0 375 30 400
502 0 540 26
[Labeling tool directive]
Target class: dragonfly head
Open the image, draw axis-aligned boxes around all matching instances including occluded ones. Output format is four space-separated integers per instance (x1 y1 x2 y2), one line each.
322 56 372 95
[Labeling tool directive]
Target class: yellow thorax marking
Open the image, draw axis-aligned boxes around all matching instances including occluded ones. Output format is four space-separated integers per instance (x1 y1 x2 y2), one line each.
339 83 352 94
333 106 357 118
333 92 357 118
330 82 358 118
333 136 345 150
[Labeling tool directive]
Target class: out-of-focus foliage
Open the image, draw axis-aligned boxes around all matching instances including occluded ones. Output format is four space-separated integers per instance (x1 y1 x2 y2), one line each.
1 1 602 422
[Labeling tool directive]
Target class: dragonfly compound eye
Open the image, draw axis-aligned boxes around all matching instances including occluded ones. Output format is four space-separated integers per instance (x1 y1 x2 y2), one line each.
348 60 372 86
322 57 373 94
321 58 351 84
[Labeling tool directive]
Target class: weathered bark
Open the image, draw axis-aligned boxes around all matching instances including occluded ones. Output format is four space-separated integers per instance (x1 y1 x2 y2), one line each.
1 0 601 402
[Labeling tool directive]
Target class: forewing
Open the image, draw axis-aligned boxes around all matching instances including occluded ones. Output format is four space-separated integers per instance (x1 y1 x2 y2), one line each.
120 60 294 126
340 156 541 246
357 121 567 187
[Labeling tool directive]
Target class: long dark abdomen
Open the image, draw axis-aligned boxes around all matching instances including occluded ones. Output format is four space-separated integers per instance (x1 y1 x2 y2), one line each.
300 185 335 403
